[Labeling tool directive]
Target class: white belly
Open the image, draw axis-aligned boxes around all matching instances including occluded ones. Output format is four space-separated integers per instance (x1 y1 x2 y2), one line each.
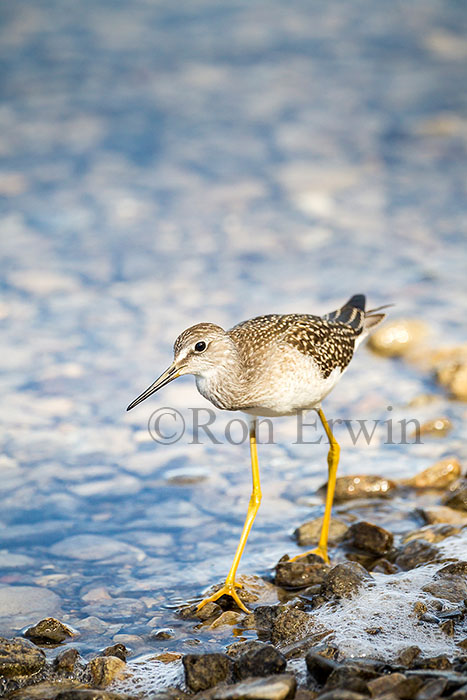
243 354 344 417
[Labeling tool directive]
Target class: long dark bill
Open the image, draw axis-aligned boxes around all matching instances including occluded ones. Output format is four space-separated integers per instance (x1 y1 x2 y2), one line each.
126 365 180 411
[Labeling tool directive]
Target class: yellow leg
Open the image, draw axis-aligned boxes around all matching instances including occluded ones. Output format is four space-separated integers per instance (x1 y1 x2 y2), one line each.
291 407 340 564
197 420 262 614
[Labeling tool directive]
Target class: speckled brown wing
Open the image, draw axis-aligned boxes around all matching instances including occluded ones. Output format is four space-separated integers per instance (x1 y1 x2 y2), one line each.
282 315 359 378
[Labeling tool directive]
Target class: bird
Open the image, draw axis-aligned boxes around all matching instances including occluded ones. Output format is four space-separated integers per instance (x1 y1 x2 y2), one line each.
127 294 388 613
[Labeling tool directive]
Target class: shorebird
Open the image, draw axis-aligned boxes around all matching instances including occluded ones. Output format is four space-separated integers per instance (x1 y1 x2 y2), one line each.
127 294 388 612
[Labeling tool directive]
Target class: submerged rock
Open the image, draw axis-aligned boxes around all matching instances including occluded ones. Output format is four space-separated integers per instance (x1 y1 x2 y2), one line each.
0 636 46 678
344 521 393 556
275 554 329 589
319 563 373 601
294 517 348 546
183 653 233 692
331 475 396 501
403 457 462 489
24 617 76 645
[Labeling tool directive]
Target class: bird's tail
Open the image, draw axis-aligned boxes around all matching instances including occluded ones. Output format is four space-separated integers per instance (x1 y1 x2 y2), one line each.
325 294 392 334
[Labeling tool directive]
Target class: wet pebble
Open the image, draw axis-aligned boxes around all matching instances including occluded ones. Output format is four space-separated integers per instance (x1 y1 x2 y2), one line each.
331 475 396 501
324 662 381 695
210 674 296 700
0 636 46 677
319 562 373 601
344 521 394 556
101 643 128 661
294 517 348 546
394 540 440 570
86 655 126 687
53 647 81 675
443 481 467 512
271 607 312 645
234 644 286 680
209 611 244 629
366 672 407 697
403 456 462 489
24 617 76 645
275 554 329 589
368 319 429 357
435 346 467 401
305 651 339 685
183 653 233 692
397 646 421 667
418 417 453 438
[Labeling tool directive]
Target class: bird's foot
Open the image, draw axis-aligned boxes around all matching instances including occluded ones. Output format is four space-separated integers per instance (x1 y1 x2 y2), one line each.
289 545 329 564
197 580 250 614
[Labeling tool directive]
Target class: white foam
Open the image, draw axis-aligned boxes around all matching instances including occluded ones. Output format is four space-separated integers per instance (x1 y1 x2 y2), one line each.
311 529 467 660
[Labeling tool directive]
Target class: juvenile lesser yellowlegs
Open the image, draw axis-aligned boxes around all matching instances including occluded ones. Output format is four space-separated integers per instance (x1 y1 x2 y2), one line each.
127 294 388 612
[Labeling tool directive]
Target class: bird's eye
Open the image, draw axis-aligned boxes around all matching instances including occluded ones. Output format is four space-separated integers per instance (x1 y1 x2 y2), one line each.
194 341 206 353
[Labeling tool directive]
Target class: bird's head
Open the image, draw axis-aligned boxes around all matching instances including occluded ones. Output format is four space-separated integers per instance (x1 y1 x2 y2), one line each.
127 323 236 411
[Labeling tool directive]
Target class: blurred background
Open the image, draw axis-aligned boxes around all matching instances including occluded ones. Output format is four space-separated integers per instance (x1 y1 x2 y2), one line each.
0 0 466 662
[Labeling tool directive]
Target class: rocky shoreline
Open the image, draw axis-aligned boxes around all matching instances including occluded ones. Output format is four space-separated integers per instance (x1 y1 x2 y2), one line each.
1 453 466 700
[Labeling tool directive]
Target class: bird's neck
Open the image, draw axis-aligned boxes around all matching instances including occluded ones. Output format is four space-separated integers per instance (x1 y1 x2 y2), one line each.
195 353 247 411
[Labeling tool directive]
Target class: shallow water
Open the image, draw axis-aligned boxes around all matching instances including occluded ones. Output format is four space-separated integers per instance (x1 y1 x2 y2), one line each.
0 0 466 694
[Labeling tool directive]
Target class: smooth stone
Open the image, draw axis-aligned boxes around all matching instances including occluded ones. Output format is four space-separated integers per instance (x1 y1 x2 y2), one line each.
211 674 296 700
331 475 396 502
316 693 367 700
0 586 61 620
0 636 46 677
5 681 84 699
403 457 462 489
86 656 126 687
209 611 244 629
234 645 286 680
394 540 439 570
344 521 393 556
320 562 373 600
183 653 233 692
422 579 467 604
436 561 467 578
275 554 329 589
294 518 348 546
24 617 76 644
